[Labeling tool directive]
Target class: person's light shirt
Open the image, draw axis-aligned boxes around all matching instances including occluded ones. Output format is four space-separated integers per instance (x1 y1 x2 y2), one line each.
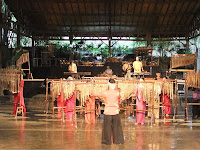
105 69 113 75
92 87 120 115
133 61 143 73
68 63 77 73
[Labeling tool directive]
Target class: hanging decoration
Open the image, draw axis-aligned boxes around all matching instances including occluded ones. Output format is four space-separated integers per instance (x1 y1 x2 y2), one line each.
171 54 196 69
0 67 21 94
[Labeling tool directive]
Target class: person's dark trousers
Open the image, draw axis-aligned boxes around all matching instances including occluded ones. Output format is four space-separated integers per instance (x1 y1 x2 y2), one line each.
192 99 200 118
102 114 124 145
135 74 142 79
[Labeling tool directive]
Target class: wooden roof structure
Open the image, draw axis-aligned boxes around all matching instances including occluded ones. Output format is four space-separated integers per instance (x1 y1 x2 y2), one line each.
3 0 200 41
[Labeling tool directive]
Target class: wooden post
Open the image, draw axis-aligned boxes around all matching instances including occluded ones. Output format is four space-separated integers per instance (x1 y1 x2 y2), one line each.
0 0 2 68
17 23 21 47
151 82 155 126
146 33 152 47
32 36 34 48
186 38 189 51
44 78 48 113
0 11 2 68
60 79 65 123
108 38 111 57
73 89 77 127
52 95 55 117
175 80 178 116
162 81 165 119
197 48 200 72
0 35 2 68
185 73 188 120
108 26 111 57
50 80 55 117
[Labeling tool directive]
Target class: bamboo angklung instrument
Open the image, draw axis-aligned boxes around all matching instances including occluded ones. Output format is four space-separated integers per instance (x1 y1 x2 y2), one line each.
185 72 200 119
171 54 196 69
0 67 21 94
48 79 176 119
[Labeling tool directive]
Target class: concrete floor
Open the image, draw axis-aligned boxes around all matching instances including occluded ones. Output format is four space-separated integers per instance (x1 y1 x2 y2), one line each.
1 105 200 149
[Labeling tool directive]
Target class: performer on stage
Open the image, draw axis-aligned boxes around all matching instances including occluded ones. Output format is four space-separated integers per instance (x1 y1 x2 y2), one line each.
162 94 171 117
133 56 144 78
161 77 171 117
102 66 113 77
13 80 26 115
122 61 132 80
155 73 162 81
134 78 146 125
56 77 75 120
68 61 77 78
68 61 77 73
91 79 124 145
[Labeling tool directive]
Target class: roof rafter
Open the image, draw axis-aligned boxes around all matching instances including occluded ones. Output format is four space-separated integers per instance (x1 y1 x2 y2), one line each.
3 0 200 40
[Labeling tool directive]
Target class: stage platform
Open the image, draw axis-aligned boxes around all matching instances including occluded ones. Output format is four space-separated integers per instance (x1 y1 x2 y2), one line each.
31 62 157 79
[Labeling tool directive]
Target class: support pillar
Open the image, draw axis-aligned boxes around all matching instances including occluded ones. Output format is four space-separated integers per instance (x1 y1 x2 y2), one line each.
69 27 73 44
108 38 111 57
17 24 21 47
146 33 152 47
0 30 2 68
32 36 34 48
108 26 112 57
186 38 189 51
0 0 2 68
197 48 200 73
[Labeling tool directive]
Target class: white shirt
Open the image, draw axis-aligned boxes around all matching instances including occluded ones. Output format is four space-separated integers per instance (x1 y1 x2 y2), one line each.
105 69 113 75
68 63 77 73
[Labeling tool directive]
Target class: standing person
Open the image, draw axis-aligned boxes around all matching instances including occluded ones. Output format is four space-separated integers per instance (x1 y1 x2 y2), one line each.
134 78 146 125
161 77 171 117
133 56 144 78
155 73 162 81
68 61 77 78
122 62 132 80
13 80 26 115
91 78 124 145
68 61 77 73
192 88 200 118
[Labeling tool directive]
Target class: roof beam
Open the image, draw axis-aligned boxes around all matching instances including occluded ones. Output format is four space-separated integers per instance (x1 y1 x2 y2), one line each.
147 0 159 33
160 2 170 27
180 1 191 26
69 0 77 25
47 0 200 4
83 0 88 25
32 0 43 26
49 1 60 27
137 0 144 26
190 4 200 31
131 0 137 24
57 3 66 27
62 1 72 27
113 0 116 26
29 23 188 29
97 0 100 26
119 0 122 26
30 28 188 36
104 0 107 26
176 1 187 27
76 0 83 26
125 0 130 26
15 11 196 18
